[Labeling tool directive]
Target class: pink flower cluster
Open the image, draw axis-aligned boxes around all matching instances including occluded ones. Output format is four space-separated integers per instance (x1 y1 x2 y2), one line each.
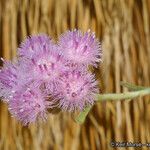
0 30 102 125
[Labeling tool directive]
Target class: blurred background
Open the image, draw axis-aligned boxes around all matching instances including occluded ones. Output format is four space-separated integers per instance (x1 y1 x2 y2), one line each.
0 0 150 150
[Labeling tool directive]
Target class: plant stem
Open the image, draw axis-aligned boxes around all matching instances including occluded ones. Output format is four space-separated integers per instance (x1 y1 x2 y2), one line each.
96 87 150 101
75 87 150 124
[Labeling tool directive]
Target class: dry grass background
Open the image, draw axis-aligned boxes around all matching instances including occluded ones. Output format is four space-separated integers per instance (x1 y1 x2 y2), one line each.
0 0 150 149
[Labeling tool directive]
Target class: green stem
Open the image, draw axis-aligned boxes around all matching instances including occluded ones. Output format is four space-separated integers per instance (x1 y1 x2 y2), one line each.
96 88 150 101
75 87 150 124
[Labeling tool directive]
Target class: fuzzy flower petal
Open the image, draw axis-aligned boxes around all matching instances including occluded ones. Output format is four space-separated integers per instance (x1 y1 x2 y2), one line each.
9 82 52 125
54 68 99 112
58 29 102 67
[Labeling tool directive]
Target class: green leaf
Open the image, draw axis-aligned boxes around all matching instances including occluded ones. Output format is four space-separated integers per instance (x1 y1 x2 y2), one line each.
120 82 146 91
75 106 92 124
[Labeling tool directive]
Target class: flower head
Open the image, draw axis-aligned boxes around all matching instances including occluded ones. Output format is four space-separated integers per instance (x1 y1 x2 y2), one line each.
0 61 16 101
9 82 52 125
54 68 98 111
18 34 66 93
18 34 52 59
0 59 31 102
0 30 101 125
58 29 102 67
28 45 65 82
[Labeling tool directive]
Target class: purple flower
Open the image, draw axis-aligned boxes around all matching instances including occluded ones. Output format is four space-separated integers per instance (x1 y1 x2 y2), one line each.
30 46 65 81
9 82 52 125
18 34 66 92
18 34 53 59
0 30 101 125
0 59 34 102
54 68 98 112
0 60 17 101
58 29 102 67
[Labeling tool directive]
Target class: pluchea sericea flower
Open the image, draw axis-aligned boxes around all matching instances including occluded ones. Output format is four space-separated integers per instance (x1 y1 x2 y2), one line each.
18 34 66 92
58 29 102 67
0 30 102 125
9 82 52 125
0 59 18 101
54 68 98 111
18 34 52 59
0 59 31 102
